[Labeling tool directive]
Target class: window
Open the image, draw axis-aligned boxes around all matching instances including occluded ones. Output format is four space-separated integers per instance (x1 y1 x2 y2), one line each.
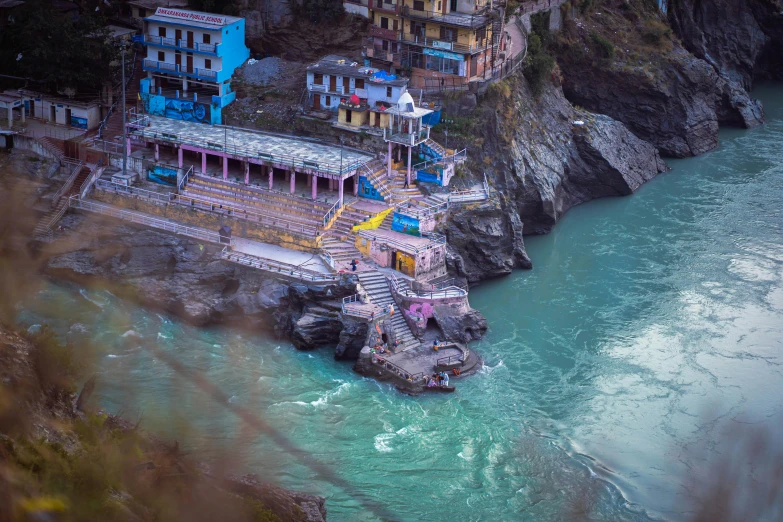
203 33 211 44
346 110 352 123
411 21 426 37
204 59 212 69
138 8 146 17
440 26 456 42
325 96 331 106
380 17 389 29
313 73 323 85
355 79 365 89
157 51 165 61
393 19 398 31
158 27 166 37
413 0 424 10
382 40 389 51
386 86 392 97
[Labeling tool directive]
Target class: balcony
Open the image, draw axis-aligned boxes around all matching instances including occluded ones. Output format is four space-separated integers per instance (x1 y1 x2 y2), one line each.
364 47 398 64
369 25 399 40
399 32 489 54
383 126 430 146
143 34 220 55
143 59 220 82
308 83 358 96
400 6 491 29
369 0 398 13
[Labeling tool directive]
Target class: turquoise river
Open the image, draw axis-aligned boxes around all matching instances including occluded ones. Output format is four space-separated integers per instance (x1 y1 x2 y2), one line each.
18 85 783 521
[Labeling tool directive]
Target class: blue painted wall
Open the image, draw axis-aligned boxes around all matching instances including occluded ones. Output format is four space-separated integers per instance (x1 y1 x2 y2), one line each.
148 164 178 186
358 175 386 201
391 212 420 236
216 19 250 83
416 167 444 185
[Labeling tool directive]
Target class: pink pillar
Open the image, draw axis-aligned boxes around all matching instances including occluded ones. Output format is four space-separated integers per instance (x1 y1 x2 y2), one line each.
290 171 295 193
353 173 358 195
222 156 228 180
387 141 392 177
178 147 183 168
201 152 207 174
268 166 273 190
311 175 317 200
154 144 159 162
338 177 344 207
407 145 412 185
244 161 250 184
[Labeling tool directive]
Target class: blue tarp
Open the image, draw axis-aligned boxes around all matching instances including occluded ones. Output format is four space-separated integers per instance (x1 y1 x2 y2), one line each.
371 70 397 82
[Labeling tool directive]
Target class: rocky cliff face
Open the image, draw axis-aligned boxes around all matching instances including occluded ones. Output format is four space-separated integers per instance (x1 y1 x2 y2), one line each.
441 74 665 282
43 213 358 353
554 0 765 158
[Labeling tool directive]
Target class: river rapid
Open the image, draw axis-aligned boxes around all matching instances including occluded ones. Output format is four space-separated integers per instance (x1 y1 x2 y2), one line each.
18 85 783 521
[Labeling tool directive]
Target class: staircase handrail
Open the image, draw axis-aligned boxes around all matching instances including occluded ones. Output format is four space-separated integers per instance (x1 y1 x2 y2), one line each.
389 273 467 299
341 294 392 319
42 201 70 232
221 247 340 284
177 165 193 193
323 197 341 227
51 161 84 207
79 162 104 199
371 353 423 382
411 148 467 172
96 179 322 237
320 248 335 270
396 199 449 219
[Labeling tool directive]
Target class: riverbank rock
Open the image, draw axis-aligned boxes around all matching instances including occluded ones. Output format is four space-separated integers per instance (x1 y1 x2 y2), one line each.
335 316 370 360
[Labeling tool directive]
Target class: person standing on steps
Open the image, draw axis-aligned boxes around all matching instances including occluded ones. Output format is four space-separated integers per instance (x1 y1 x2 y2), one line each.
350 259 358 271
403 178 409 189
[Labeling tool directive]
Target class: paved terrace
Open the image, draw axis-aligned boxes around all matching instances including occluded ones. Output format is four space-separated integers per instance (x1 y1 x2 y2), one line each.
130 116 373 179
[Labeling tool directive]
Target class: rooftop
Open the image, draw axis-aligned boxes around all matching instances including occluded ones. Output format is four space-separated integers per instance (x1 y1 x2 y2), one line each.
128 0 187 9
401 6 493 29
0 0 24 8
144 7 242 29
132 116 373 177
308 55 408 86
106 25 138 39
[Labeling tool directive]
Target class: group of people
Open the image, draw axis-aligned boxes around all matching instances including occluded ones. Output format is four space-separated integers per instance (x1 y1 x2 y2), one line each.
427 371 450 388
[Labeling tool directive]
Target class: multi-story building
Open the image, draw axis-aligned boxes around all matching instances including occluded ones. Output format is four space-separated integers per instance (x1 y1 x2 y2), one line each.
305 55 408 133
362 0 505 89
138 7 250 124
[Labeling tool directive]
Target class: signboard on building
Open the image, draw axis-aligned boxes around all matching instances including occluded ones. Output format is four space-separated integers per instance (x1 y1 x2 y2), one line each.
432 40 453 50
422 47 463 62
155 7 226 25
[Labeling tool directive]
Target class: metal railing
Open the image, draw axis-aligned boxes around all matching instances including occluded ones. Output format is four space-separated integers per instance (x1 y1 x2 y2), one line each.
411 148 467 172
341 294 393 319
401 6 493 29
177 165 193 192
323 198 341 227
221 247 340 284
357 229 444 255
396 198 449 219
51 161 84 207
130 127 366 177
142 34 220 54
447 173 490 203
371 353 424 382
79 162 104 200
399 32 491 54
69 196 223 243
142 59 220 81
320 249 335 269
389 273 466 299
383 126 430 146
93 139 125 154
96 179 322 237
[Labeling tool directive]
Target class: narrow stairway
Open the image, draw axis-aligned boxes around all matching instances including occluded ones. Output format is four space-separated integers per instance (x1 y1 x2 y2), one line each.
356 271 419 352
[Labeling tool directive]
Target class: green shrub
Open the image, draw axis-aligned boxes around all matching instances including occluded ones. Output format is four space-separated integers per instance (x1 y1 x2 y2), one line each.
590 31 615 60
641 19 672 46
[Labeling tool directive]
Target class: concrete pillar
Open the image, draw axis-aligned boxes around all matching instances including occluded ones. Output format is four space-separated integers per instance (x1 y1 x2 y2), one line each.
222 156 228 180
290 171 296 193
353 173 359 195
177 147 183 168
20 101 24 124
182 79 188 92
126 137 132 159
244 161 250 184
201 152 207 174
397 145 401 162
268 166 273 190
7 107 11 129
155 143 160 162
311 175 317 200
407 145 412 185
338 177 344 207
387 141 392 177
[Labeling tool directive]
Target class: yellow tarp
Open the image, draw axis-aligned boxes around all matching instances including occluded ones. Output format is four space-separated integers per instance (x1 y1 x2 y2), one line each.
352 207 394 232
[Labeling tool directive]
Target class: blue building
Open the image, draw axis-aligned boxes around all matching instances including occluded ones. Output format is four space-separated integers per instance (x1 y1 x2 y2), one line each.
139 7 250 124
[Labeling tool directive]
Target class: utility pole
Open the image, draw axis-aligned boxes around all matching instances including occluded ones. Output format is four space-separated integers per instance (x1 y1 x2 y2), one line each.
121 42 127 177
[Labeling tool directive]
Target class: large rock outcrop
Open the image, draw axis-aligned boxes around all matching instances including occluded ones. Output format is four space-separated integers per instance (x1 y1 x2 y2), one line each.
440 71 665 282
554 1 764 157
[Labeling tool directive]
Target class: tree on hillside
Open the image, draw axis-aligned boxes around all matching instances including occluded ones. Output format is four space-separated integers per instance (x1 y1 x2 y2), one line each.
0 0 120 96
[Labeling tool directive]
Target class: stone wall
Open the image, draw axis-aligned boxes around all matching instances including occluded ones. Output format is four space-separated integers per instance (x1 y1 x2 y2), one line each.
89 190 320 252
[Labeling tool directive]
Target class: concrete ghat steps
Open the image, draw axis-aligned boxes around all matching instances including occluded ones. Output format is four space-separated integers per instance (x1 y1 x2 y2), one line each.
190 176 333 213
356 271 419 351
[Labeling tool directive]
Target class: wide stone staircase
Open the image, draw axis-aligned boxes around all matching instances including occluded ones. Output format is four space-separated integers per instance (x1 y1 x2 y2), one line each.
181 175 332 236
357 271 419 352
